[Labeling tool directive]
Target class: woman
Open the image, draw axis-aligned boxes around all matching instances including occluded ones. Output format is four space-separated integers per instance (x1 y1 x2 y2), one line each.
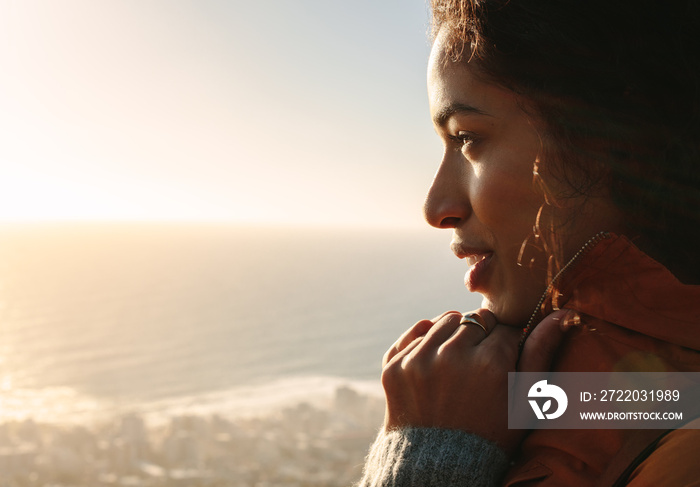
359 1 700 485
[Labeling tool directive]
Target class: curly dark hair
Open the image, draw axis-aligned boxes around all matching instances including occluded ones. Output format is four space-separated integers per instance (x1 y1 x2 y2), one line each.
431 0 700 283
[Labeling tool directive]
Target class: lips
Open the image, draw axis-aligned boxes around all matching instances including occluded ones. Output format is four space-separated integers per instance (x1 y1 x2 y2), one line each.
464 252 493 292
451 242 494 292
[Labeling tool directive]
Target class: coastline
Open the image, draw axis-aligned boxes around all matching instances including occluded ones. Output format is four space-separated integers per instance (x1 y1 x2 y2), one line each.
0 378 385 486
0 223 476 485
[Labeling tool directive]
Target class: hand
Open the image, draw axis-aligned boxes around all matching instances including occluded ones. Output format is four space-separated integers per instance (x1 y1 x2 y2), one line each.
380 308 569 454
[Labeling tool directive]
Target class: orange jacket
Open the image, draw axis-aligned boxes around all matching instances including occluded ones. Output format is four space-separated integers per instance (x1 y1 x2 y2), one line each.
504 235 700 486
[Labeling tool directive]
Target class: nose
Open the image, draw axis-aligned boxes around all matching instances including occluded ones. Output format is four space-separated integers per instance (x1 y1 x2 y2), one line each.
423 150 471 229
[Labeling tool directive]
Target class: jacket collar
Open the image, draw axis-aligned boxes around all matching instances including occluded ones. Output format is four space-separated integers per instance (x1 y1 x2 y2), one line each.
557 234 700 351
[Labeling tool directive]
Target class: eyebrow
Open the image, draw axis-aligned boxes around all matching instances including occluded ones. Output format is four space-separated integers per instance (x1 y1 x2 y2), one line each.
433 102 492 127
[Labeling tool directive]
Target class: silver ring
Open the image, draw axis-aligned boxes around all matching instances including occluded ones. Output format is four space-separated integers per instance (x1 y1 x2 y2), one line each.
459 312 488 334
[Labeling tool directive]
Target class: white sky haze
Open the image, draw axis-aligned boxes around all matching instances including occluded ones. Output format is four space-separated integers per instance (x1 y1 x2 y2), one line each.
0 0 439 227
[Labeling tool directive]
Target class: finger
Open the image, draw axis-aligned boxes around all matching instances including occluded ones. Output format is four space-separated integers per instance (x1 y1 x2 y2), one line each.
456 308 498 342
435 308 500 354
383 319 433 367
418 311 465 350
433 309 464 322
381 335 425 394
517 308 571 372
469 308 498 335
383 310 462 365
438 321 491 354
439 308 500 351
475 323 522 365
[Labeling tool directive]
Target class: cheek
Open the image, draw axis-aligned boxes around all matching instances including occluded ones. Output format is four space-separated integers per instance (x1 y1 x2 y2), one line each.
471 166 542 241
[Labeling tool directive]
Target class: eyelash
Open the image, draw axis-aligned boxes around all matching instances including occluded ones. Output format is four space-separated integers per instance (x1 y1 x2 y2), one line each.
449 131 479 147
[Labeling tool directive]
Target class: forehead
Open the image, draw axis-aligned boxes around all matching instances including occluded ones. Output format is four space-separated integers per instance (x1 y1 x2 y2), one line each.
427 32 521 124
427 28 457 79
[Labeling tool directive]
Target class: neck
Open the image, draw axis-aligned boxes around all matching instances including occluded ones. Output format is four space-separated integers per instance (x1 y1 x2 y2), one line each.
518 231 612 352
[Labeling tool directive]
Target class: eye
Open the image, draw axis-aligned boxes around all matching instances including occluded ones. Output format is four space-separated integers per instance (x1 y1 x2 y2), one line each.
449 131 480 148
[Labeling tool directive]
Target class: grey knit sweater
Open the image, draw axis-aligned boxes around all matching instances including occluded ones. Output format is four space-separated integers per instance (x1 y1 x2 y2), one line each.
357 427 509 487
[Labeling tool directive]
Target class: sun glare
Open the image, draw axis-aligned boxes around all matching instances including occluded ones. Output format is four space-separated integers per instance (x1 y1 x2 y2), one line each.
0 1 432 228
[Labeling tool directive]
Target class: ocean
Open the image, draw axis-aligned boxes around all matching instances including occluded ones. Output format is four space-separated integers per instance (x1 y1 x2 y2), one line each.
0 223 482 485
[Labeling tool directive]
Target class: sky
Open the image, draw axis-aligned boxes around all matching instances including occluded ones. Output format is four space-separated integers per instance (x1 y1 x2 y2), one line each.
0 0 441 227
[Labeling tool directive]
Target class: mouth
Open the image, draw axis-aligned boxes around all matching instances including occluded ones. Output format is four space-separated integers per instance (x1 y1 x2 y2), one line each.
465 253 490 267
451 240 493 262
464 252 493 292
451 241 494 293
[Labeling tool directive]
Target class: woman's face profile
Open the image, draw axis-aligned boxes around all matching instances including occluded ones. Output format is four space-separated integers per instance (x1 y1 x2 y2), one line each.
425 31 622 325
